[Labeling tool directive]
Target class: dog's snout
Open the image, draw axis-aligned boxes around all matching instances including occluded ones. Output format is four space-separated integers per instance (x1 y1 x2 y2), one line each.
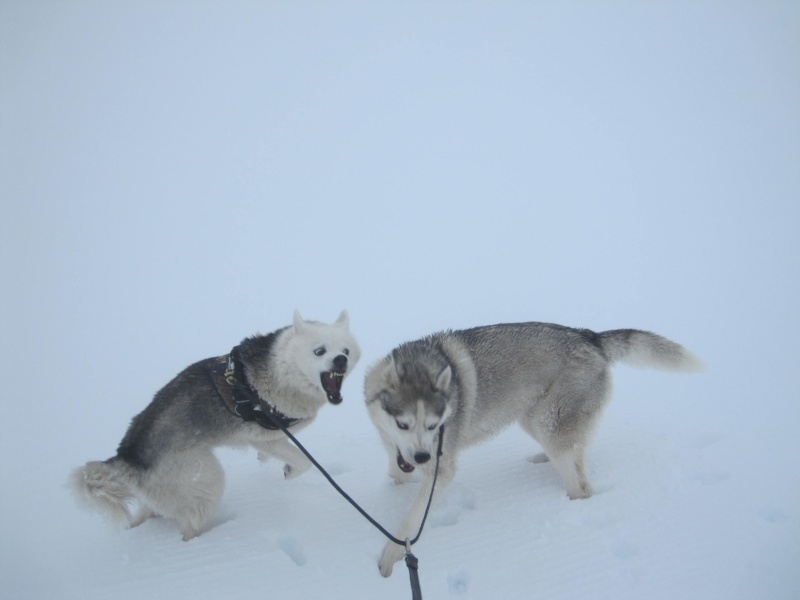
332 354 348 373
414 451 431 464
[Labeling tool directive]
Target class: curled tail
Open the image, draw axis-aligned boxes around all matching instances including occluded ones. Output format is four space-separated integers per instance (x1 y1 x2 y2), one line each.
69 459 138 525
598 329 703 372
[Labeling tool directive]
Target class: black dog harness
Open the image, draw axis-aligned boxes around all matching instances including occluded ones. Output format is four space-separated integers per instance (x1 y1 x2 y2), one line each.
207 346 302 430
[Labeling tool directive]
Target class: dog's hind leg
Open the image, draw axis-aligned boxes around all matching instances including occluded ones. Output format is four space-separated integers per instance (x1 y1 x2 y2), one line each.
520 403 597 499
129 504 156 528
522 369 610 500
141 448 225 541
522 420 592 499
529 452 550 464
546 444 593 500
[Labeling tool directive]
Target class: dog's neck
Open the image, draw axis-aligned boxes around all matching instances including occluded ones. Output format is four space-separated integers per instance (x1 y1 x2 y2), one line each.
247 366 325 419
219 348 305 429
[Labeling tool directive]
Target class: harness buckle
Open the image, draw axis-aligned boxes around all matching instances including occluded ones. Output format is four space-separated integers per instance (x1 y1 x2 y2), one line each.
225 355 236 385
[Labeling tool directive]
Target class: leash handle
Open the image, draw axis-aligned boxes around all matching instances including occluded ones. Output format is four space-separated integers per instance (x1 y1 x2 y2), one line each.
405 550 423 600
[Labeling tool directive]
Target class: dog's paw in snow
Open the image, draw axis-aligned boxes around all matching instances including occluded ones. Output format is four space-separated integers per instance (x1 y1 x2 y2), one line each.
378 541 404 577
283 462 310 480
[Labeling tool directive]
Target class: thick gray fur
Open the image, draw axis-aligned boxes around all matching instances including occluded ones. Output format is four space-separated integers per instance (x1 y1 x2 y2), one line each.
70 310 360 541
364 322 702 576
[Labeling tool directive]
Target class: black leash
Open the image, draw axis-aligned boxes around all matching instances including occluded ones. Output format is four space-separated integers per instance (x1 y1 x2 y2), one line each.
273 419 444 546
211 352 443 599
267 415 444 600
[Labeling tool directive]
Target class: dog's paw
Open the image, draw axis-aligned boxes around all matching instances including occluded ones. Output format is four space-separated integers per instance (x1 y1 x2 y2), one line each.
529 452 550 464
567 482 593 500
378 542 404 577
283 462 310 480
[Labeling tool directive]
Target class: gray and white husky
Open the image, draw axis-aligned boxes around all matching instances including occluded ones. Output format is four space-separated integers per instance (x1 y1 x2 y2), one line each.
70 310 360 541
365 322 702 576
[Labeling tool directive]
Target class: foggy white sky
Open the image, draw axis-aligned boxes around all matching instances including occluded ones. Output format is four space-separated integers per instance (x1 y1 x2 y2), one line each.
1 0 798 473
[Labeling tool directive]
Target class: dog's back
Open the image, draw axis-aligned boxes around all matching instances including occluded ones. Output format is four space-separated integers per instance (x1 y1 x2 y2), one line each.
451 322 700 394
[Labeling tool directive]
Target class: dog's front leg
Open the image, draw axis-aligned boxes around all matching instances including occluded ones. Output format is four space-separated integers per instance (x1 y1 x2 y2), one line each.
378 459 455 577
255 438 313 480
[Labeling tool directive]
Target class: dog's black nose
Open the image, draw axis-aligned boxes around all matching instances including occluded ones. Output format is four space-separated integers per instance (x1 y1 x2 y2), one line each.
332 354 348 373
414 451 431 464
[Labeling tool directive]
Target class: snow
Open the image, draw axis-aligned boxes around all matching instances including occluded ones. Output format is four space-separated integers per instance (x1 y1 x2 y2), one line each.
2 2 799 599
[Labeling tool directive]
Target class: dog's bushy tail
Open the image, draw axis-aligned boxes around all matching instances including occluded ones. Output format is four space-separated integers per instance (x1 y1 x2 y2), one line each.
69 459 137 525
598 329 704 372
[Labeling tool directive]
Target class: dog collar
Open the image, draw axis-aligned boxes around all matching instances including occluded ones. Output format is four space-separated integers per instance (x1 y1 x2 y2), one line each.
207 347 303 431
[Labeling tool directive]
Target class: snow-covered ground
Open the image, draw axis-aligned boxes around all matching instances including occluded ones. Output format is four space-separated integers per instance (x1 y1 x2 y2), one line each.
2 2 798 599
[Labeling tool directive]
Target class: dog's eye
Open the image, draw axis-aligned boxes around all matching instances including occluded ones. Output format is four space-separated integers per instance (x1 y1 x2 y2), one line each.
395 420 409 431
427 424 438 431
343 348 350 356
314 347 326 357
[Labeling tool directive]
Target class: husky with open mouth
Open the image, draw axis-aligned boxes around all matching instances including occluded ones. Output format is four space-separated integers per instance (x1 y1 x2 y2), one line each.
365 321 702 576
70 310 360 541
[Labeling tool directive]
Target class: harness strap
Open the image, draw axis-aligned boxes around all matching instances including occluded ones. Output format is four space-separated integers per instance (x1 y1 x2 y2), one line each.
207 348 303 430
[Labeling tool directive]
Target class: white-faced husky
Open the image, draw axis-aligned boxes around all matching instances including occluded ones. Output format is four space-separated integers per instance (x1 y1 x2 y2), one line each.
70 310 360 541
365 322 702 576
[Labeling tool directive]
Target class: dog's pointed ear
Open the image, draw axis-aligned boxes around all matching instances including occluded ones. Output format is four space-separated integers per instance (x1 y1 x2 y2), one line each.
334 309 349 328
386 351 404 383
434 365 452 393
376 390 392 410
293 310 307 332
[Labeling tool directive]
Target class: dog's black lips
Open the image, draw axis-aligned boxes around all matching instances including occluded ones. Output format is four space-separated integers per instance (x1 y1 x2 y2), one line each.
320 370 345 404
396 449 415 473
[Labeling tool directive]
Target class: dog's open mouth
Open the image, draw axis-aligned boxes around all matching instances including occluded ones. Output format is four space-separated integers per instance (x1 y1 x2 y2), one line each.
320 370 345 404
396 449 415 473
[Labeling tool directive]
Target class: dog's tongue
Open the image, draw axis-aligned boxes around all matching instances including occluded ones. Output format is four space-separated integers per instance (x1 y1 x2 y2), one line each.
320 371 344 404
397 451 415 473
